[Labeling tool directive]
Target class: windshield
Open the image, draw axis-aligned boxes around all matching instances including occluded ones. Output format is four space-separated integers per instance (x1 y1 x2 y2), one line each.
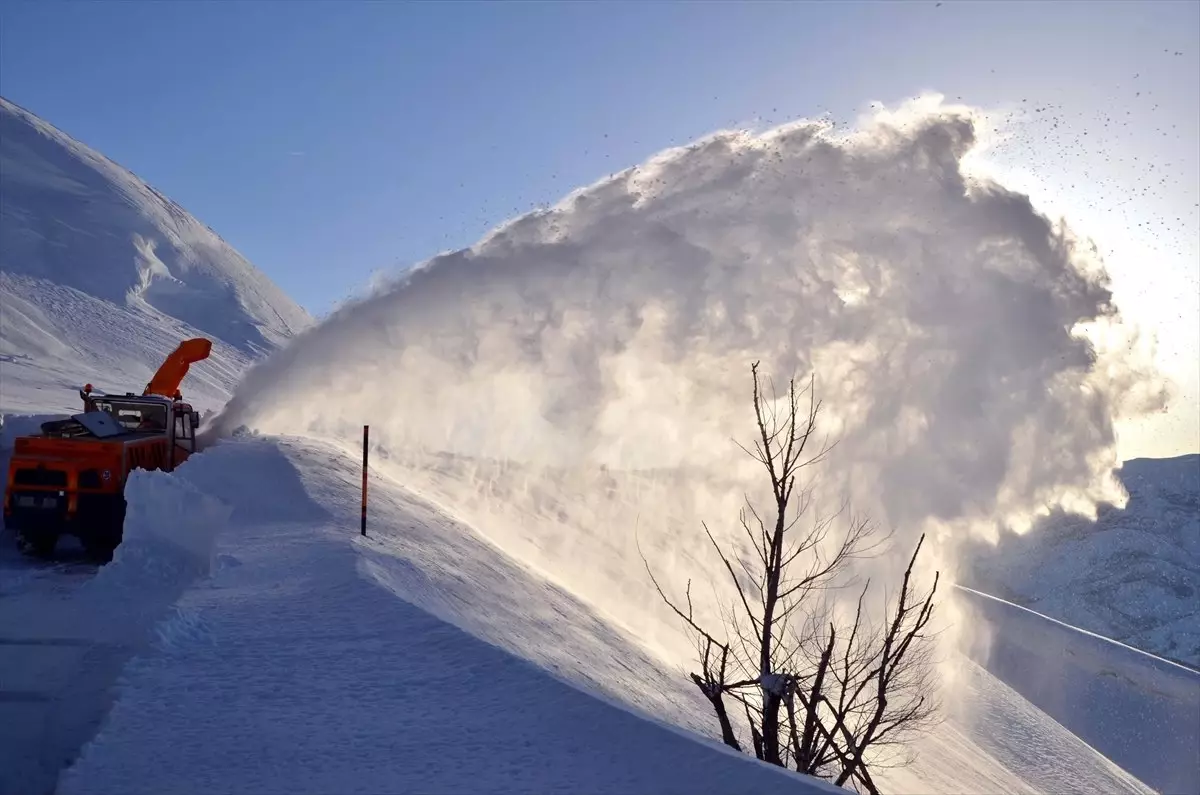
92 399 168 432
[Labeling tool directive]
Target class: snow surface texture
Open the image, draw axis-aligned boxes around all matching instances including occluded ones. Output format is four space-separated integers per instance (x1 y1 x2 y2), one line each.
60 436 1152 795
0 96 309 414
59 436 843 795
961 454 1200 668
955 585 1200 795
0 466 229 795
214 95 1171 675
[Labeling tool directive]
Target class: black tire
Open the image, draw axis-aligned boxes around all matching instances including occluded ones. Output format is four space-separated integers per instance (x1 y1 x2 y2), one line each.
82 532 119 563
78 498 126 563
18 530 58 559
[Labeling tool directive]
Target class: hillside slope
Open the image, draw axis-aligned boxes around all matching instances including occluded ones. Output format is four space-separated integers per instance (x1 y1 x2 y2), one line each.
0 96 309 412
955 584 1200 795
53 436 1152 795
960 453 1200 668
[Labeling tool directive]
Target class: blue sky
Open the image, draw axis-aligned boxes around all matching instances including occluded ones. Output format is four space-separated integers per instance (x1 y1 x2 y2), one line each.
3 0 1194 316
1 1 1197 457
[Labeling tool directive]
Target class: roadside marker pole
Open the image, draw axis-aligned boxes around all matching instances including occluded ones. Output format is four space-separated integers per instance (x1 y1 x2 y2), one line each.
361 424 369 537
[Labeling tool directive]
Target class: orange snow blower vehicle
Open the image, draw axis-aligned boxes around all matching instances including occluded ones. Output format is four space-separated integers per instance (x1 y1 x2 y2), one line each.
3 337 212 560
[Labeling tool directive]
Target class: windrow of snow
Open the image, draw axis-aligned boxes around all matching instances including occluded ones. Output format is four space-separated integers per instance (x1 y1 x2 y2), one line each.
61 437 1151 795
0 96 310 414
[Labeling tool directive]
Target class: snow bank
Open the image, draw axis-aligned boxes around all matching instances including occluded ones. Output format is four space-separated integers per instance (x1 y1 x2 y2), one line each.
171 435 333 525
59 438 840 795
955 585 1200 795
86 468 231 591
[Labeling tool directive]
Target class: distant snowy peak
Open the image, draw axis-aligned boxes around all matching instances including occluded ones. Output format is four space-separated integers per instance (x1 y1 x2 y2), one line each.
0 96 310 355
1118 454 1200 505
961 452 1200 668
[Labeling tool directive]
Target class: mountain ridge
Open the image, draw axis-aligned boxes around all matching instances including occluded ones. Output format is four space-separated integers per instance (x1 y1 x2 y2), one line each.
0 95 310 357
0 96 309 411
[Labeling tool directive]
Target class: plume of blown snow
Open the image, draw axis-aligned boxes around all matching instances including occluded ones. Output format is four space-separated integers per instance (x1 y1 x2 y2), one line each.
214 95 1166 666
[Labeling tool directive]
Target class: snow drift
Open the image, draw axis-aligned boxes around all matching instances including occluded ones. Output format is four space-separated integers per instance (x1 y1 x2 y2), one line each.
89 469 230 590
0 96 309 413
215 96 1169 665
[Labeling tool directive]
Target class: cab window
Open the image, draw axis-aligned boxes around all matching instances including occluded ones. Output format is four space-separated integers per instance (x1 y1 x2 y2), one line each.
174 412 193 441
94 400 167 432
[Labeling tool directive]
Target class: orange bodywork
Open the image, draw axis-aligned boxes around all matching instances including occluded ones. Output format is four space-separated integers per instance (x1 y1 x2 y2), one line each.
3 336 210 556
3 415 196 525
144 338 213 398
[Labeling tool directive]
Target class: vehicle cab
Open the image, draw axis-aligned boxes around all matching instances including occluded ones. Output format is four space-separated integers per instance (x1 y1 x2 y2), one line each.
86 388 202 462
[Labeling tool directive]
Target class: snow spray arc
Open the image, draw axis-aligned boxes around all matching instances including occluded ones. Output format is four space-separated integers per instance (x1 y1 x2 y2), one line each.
215 95 1168 666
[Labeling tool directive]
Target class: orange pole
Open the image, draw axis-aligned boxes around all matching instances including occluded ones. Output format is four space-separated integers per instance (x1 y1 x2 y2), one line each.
361 424 369 536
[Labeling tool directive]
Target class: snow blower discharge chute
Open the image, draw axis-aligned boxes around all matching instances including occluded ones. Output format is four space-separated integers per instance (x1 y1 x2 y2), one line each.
3 337 212 560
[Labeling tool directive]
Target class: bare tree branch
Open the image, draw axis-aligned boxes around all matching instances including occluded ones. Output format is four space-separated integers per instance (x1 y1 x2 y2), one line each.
641 362 942 791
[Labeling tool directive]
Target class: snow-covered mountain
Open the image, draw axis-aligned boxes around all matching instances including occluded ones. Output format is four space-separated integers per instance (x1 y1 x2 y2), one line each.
0 96 309 412
960 453 1200 668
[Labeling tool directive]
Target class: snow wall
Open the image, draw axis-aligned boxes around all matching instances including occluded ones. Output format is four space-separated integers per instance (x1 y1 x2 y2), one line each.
955 584 1200 795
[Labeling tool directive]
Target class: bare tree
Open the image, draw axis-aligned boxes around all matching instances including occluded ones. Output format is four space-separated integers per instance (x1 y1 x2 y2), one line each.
641 362 940 792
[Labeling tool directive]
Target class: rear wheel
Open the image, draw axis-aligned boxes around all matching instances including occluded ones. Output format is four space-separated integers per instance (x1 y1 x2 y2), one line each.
77 496 127 563
82 528 120 562
17 529 58 559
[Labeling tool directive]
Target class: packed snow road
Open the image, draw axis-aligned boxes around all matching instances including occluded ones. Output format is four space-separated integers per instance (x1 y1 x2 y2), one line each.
0 540 109 795
0 468 231 795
